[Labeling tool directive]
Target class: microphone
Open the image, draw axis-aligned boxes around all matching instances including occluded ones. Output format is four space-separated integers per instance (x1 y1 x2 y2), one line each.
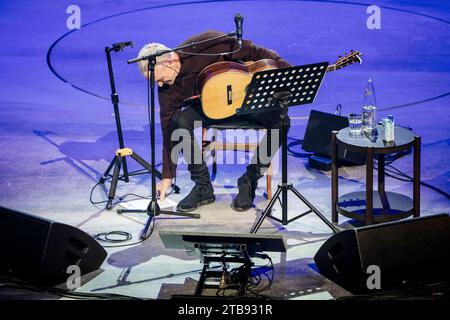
234 13 243 46
111 41 133 52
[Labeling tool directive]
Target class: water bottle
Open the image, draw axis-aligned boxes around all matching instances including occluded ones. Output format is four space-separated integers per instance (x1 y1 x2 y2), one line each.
362 78 377 133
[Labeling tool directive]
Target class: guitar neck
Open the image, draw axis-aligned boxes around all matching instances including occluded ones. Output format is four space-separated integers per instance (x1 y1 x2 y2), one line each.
327 52 362 72
327 64 337 72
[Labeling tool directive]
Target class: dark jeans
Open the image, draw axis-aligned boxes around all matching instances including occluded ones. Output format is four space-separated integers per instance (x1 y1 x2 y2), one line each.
171 103 289 185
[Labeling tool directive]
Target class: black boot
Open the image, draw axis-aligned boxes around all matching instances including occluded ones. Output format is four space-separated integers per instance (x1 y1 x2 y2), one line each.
177 182 215 212
231 175 258 212
177 161 215 212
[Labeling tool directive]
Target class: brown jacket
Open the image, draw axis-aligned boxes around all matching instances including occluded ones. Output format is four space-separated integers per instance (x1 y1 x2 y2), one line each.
158 30 291 179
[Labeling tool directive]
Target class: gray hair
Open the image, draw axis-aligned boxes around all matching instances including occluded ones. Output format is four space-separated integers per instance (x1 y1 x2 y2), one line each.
137 42 176 77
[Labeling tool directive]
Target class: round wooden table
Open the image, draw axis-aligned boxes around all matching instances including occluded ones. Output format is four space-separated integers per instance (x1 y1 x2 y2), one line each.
331 126 421 225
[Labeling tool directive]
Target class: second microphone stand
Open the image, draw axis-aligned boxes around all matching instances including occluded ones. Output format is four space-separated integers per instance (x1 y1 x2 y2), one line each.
126 31 239 240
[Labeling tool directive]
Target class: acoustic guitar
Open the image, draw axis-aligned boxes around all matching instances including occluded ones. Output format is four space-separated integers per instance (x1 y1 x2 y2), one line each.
196 50 363 120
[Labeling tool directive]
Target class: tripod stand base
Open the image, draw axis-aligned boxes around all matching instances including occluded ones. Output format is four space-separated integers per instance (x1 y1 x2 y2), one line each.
139 209 201 240
244 91 338 235
99 148 180 210
117 208 200 218
118 199 201 240
250 183 339 234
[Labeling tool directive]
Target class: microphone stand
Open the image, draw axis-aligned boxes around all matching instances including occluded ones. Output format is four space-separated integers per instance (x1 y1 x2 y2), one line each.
126 31 237 240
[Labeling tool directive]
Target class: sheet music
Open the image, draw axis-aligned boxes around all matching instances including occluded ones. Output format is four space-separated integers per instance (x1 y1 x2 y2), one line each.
119 198 178 210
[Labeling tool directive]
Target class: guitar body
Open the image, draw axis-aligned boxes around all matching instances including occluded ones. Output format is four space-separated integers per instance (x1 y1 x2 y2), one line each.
197 59 279 120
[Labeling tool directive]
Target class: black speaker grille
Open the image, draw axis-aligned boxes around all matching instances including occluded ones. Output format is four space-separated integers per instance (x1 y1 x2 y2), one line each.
314 214 450 293
0 205 107 285
0 205 52 274
0 205 53 224
357 213 449 232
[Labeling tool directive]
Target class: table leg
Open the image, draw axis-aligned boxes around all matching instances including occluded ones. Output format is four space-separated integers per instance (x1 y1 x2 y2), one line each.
378 154 385 194
331 131 338 223
413 136 421 218
366 147 374 225
378 154 389 212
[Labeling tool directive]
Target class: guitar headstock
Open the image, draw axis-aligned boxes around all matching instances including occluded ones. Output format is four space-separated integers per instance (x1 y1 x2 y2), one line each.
330 50 363 71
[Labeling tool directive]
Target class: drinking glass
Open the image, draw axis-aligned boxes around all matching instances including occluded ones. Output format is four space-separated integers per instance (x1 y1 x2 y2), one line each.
348 113 363 138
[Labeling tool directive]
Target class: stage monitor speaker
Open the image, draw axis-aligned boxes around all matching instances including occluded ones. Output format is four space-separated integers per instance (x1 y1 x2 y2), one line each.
314 214 450 294
0 206 107 286
302 109 365 165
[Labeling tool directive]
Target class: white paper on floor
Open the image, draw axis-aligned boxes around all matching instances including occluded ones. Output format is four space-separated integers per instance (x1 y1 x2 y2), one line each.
119 198 178 210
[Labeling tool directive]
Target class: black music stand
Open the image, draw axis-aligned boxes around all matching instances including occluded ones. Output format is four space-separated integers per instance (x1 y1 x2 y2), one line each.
159 231 286 297
99 43 180 210
235 63 339 233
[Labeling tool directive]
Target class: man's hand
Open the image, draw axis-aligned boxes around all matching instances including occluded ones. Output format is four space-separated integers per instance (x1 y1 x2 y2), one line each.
157 178 173 201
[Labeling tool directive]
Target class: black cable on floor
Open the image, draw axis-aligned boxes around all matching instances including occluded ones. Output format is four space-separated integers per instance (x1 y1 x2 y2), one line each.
89 172 167 247
89 161 166 203
89 174 176 206
93 231 132 243
90 230 147 248
374 161 450 200
287 136 310 158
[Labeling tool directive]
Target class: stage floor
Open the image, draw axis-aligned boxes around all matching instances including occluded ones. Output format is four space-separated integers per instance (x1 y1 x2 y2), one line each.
0 0 449 299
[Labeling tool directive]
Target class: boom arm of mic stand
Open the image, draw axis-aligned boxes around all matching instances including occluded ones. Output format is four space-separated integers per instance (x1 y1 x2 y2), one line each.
127 31 237 64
